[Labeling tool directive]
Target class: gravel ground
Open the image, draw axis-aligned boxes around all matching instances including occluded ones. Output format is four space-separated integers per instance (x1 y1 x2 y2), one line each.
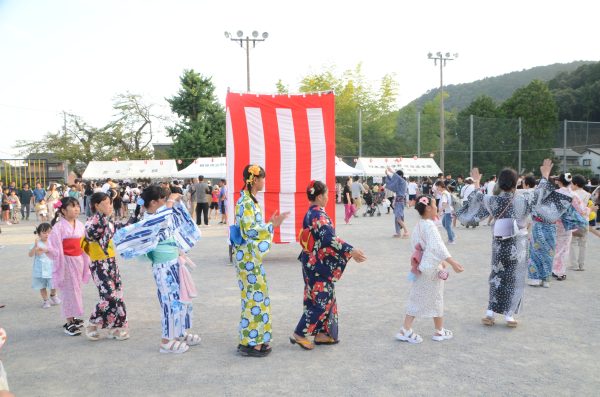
0 205 599 396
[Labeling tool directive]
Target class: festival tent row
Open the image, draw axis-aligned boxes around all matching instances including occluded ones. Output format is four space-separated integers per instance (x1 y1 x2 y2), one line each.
176 157 227 179
354 157 443 177
81 160 178 180
82 156 360 181
175 156 359 179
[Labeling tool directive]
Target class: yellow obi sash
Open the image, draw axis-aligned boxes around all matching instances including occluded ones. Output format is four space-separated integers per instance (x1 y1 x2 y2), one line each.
81 239 116 261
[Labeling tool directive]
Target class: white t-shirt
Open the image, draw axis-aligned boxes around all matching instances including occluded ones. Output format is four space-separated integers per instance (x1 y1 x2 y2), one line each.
486 181 496 195
408 182 418 195
101 183 111 193
440 191 453 214
461 184 475 202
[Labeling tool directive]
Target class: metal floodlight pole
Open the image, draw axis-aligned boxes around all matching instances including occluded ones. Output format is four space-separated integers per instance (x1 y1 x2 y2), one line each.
225 30 269 92
427 52 458 173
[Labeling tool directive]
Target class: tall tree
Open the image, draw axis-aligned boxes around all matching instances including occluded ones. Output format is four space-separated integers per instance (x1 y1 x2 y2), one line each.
166 69 225 166
297 64 400 157
14 93 158 174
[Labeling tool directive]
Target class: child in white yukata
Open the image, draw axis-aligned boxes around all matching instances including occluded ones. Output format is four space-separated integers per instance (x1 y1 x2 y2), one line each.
396 195 464 344
28 223 61 309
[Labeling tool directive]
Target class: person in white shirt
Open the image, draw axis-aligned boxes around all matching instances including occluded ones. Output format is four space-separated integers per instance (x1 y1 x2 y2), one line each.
407 177 418 207
485 175 497 225
435 180 455 244
101 178 112 193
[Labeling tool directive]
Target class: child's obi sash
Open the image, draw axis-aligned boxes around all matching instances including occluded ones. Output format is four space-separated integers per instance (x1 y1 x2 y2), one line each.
63 238 84 257
147 239 179 264
148 238 197 303
81 239 115 261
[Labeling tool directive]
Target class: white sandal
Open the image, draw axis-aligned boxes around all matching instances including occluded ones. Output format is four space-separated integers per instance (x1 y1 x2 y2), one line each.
108 328 130 341
179 333 201 346
395 328 423 344
432 328 453 341
85 325 102 341
160 339 189 354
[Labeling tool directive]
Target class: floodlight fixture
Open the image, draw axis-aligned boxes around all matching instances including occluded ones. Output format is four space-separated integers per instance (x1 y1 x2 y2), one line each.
237 30 244 38
427 52 432 58
224 31 230 38
262 32 269 39
252 30 259 38
225 29 270 92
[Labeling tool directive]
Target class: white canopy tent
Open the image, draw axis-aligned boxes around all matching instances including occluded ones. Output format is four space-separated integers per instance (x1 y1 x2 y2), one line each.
176 157 227 179
82 160 179 180
355 157 442 177
335 156 360 176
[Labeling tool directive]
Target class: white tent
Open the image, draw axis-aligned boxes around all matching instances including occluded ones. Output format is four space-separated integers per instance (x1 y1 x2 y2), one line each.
82 160 179 180
355 157 442 177
335 157 360 176
176 157 227 179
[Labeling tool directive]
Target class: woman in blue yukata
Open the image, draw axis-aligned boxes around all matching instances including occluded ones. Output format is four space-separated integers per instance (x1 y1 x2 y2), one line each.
233 164 290 357
289 180 366 350
113 185 201 354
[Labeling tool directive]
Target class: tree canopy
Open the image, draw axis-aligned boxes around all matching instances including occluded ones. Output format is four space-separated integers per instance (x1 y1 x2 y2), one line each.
166 69 225 167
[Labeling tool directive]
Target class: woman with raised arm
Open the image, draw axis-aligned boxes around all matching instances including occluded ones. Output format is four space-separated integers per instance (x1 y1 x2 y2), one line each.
457 159 571 327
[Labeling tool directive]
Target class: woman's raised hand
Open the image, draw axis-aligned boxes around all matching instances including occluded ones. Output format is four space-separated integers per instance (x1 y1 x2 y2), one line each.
350 248 367 263
540 158 553 180
270 210 290 228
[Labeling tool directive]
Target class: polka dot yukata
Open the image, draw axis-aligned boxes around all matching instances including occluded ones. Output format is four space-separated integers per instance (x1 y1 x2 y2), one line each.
457 178 571 316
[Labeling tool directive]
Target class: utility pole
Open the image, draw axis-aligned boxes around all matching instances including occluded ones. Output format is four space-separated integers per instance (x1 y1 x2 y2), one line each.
427 52 458 173
225 30 269 92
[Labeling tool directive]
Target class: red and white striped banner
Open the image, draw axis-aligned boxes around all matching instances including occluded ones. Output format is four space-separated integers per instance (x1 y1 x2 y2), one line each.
226 92 336 243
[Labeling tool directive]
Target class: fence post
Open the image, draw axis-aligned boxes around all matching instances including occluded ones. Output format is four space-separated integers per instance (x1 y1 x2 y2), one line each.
518 117 522 174
417 111 421 157
563 119 567 173
469 115 473 171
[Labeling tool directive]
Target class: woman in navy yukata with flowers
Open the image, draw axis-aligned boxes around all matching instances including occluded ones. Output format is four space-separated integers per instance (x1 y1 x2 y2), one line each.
290 180 367 350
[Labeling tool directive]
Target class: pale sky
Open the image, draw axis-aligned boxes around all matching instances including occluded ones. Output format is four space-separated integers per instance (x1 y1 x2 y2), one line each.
1 0 598 158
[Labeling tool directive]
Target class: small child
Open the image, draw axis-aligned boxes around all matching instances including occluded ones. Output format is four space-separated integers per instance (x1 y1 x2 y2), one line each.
28 223 61 308
7 192 20 225
35 199 48 222
395 195 464 344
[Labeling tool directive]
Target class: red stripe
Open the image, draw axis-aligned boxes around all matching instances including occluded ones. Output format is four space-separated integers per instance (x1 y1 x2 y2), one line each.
227 95 250 206
260 106 282 242
292 106 312 238
321 94 336 227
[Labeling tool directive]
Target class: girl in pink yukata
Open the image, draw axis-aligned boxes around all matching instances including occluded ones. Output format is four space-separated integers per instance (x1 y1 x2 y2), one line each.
48 197 91 336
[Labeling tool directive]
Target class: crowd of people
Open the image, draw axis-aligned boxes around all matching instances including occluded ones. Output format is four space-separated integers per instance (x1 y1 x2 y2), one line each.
0 158 599 394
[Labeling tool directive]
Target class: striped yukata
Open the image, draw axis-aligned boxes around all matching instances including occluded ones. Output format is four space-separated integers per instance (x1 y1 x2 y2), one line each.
113 202 200 339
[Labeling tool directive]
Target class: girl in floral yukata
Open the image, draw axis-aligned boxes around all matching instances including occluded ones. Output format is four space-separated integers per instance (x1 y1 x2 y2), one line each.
48 197 91 336
83 192 129 341
289 180 366 351
113 186 201 354
233 164 289 357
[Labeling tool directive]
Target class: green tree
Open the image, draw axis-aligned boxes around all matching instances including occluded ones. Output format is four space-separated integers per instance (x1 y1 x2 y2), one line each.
298 64 400 157
14 93 158 174
275 79 288 94
500 80 558 173
166 69 225 166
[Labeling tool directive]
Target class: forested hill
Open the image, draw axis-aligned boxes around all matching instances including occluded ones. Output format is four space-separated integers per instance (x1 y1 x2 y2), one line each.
410 61 594 111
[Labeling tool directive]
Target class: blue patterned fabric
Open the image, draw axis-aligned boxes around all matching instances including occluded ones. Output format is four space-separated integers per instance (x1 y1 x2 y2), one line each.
528 221 557 281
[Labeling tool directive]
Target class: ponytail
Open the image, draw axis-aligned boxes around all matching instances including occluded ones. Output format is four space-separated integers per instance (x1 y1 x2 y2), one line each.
51 196 80 226
242 164 265 204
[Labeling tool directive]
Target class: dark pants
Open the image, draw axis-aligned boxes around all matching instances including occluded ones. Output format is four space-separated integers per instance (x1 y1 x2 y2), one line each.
196 202 209 225
21 203 31 220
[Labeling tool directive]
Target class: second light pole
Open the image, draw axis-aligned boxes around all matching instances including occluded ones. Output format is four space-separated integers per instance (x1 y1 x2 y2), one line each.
427 51 458 173
225 30 269 92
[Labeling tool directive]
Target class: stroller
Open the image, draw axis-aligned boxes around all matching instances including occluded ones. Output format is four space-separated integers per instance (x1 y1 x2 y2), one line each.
362 190 383 217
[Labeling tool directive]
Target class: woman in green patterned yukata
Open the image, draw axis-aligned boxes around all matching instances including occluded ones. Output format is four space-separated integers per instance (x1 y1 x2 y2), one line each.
233 164 289 357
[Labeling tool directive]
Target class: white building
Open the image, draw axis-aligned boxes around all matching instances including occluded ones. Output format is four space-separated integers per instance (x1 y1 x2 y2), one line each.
552 148 581 171
579 148 600 179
